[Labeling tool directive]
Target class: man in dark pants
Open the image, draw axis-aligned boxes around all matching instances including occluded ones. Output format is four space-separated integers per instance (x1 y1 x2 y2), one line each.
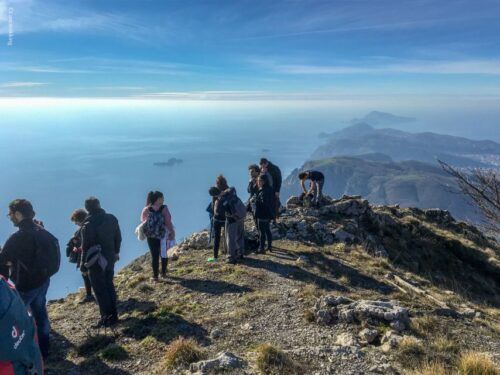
0 199 59 359
81 197 122 328
259 158 282 219
299 170 325 206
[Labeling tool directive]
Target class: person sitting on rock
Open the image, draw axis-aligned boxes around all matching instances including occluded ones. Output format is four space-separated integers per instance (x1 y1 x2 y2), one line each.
255 174 275 253
298 170 325 207
68 208 94 304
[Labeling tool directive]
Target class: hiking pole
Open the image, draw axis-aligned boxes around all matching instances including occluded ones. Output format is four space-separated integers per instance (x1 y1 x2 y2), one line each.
221 226 227 255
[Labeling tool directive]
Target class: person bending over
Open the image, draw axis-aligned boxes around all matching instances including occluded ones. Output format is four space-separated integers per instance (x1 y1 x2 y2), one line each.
298 170 325 206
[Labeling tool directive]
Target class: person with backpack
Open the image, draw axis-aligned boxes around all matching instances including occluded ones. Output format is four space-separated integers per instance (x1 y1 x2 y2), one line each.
298 170 325 207
67 208 94 304
0 199 60 359
81 197 121 328
259 158 282 219
206 186 224 261
0 275 44 375
215 177 247 264
141 191 175 281
255 174 275 253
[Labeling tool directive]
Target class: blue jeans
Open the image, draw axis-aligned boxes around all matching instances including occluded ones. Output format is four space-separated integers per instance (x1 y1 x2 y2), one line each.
19 279 50 359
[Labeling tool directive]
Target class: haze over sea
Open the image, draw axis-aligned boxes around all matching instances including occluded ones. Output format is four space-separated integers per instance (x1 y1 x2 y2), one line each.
1 99 499 299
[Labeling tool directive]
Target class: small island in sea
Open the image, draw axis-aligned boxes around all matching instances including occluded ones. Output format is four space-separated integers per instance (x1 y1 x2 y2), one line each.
153 157 183 167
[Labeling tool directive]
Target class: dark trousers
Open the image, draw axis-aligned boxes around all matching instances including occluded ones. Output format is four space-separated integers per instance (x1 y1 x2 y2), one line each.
212 220 224 258
89 263 117 320
82 272 92 296
258 219 272 251
20 279 50 359
147 237 167 278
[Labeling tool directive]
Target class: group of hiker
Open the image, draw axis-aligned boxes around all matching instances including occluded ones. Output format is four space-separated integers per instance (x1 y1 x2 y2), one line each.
0 157 326 373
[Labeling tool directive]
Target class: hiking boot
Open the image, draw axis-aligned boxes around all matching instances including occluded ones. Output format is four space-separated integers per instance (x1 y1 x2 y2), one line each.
78 294 95 304
160 272 168 279
226 258 237 265
150 276 160 283
106 314 119 327
91 318 108 329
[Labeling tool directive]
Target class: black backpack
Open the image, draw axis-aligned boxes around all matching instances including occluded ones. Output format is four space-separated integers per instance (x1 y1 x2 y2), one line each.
143 205 167 239
30 227 61 285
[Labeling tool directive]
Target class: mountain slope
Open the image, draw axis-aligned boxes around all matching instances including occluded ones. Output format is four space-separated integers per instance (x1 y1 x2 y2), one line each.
313 123 500 168
45 197 499 375
282 156 481 223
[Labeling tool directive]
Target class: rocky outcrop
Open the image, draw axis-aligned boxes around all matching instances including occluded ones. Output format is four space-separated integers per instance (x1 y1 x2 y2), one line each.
313 295 409 332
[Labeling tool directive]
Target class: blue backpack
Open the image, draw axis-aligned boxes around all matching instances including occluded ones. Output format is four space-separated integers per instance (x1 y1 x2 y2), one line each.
0 276 44 375
143 205 167 239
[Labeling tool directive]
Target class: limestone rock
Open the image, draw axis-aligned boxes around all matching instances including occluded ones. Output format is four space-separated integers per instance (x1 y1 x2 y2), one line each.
358 328 379 344
190 352 244 374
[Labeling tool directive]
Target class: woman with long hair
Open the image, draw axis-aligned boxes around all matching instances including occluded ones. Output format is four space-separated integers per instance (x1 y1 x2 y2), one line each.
141 191 175 281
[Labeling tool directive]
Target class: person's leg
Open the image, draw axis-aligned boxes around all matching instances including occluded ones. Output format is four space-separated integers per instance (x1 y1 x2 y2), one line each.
237 219 245 259
161 257 168 275
21 279 51 359
105 264 118 323
318 179 324 203
225 221 237 262
264 220 273 250
89 266 109 322
213 221 222 258
257 219 266 252
147 237 160 279
82 273 92 296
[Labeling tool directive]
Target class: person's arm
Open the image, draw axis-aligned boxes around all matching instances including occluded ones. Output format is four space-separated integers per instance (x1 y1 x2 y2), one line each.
80 223 94 272
300 178 307 194
275 166 282 194
307 180 316 194
162 206 175 240
114 218 122 257
0 236 18 278
141 207 148 222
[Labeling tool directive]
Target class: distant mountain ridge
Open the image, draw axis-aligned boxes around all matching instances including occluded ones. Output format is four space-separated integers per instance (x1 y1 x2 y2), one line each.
349 111 416 126
282 156 481 223
314 122 500 168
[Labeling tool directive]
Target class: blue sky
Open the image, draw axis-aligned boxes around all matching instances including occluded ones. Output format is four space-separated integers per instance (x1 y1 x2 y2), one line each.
1 0 500 100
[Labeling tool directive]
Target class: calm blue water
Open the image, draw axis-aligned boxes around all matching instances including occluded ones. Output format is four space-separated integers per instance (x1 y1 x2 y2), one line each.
0 99 498 299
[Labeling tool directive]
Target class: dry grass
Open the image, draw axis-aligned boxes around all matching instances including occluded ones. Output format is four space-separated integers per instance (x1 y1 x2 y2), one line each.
255 343 302 375
396 336 426 368
410 315 441 337
163 337 206 369
303 309 315 323
409 361 449 375
458 352 499 375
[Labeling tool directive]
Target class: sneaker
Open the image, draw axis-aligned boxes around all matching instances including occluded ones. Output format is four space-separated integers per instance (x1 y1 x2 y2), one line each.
78 294 95 304
150 276 160 283
207 257 217 262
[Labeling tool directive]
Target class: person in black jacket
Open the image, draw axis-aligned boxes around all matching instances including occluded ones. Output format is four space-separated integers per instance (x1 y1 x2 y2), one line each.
206 186 224 260
81 197 122 328
259 158 282 219
247 164 260 225
67 208 94 303
0 199 54 359
255 175 275 253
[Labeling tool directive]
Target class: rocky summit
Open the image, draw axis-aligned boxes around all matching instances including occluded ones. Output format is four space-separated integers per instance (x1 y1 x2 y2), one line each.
46 196 499 374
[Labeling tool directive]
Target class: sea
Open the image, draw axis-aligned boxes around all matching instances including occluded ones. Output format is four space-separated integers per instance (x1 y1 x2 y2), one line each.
0 98 499 299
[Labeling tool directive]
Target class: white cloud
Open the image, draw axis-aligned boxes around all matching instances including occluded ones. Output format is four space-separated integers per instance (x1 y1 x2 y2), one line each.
0 81 46 87
257 59 500 76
